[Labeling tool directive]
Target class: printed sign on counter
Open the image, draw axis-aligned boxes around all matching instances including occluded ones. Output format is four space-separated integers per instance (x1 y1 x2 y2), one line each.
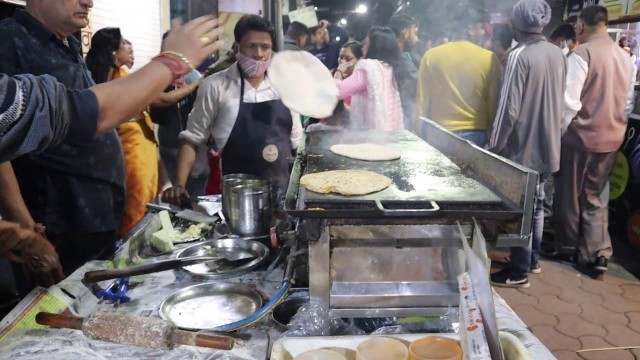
0 288 70 341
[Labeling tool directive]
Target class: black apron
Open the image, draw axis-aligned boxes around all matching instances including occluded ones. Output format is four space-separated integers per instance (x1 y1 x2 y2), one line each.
221 66 293 192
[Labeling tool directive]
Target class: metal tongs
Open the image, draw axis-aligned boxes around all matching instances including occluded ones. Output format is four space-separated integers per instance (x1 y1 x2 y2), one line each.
83 251 256 283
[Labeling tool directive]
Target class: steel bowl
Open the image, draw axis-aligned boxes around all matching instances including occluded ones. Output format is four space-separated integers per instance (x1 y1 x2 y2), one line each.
228 183 272 236
221 174 258 218
159 282 263 331
175 237 270 279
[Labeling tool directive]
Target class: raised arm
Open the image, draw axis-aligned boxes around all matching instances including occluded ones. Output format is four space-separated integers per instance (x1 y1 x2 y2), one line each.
94 17 222 134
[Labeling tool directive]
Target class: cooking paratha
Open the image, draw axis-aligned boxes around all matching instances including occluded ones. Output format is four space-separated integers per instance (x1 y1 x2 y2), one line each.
330 143 401 161
300 170 392 196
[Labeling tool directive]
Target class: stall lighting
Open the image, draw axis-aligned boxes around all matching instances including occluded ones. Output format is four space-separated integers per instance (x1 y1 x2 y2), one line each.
355 4 367 13
340 18 347 25
314 6 318 10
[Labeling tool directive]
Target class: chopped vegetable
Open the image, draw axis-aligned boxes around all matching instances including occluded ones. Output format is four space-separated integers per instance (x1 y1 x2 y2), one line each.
151 211 213 253
172 223 212 243
151 211 175 253
159 210 174 232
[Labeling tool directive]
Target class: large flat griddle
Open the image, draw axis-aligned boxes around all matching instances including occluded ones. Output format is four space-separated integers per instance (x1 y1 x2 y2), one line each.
289 130 510 219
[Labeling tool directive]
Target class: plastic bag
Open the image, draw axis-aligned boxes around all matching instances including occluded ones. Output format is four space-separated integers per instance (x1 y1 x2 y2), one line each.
282 300 365 337
368 308 459 335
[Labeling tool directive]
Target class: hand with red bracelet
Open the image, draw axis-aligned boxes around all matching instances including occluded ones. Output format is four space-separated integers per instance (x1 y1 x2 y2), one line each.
2 222 65 287
158 16 223 78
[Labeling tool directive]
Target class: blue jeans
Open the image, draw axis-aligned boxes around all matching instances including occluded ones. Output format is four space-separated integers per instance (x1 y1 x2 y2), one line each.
510 174 548 277
454 130 488 148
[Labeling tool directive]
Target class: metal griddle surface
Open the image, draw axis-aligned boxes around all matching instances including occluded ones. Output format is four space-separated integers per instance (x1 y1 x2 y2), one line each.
302 131 502 205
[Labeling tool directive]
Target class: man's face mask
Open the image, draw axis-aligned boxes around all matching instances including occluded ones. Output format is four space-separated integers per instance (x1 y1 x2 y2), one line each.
236 52 272 78
560 40 570 56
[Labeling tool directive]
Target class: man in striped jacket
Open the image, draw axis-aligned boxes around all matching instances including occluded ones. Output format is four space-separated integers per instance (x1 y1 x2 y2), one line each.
487 0 566 288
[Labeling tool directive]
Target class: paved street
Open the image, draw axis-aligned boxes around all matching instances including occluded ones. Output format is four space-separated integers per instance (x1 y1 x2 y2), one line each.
495 259 640 360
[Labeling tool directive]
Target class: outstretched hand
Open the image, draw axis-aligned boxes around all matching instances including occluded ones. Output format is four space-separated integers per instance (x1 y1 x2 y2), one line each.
162 16 224 70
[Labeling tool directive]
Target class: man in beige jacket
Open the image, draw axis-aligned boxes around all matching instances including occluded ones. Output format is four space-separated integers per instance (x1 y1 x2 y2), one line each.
555 5 633 274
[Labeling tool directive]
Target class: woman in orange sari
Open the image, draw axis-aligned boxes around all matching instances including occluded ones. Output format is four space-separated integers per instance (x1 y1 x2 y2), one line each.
86 28 158 237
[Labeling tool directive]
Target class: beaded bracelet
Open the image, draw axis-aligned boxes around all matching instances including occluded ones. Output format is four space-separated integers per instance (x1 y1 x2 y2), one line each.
151 51 194 80
161 51 196 73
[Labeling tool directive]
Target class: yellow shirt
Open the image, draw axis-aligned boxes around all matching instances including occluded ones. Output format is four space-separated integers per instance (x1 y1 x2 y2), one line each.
416 41 501 132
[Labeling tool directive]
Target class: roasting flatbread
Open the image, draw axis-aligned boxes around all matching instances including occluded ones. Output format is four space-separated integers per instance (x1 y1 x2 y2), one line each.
268 51 338 118
300 170 392 196
330 143 401 161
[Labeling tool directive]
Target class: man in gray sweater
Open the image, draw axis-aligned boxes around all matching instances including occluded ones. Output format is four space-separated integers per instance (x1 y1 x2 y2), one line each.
555 5 633 274
488 0 566 288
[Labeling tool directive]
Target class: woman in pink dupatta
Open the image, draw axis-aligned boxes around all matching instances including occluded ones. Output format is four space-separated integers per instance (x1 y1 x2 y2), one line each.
333 27 405 131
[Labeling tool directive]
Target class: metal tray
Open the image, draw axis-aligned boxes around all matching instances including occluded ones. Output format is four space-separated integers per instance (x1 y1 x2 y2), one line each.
304 131 501 204
175 238 270 279
159 282 263 331
286 130 519 219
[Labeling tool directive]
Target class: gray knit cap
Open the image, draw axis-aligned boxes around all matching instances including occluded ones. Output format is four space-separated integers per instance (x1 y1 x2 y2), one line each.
512 0 552 34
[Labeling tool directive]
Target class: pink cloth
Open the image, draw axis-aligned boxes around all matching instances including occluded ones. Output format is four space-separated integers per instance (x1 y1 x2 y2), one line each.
334 60 404 131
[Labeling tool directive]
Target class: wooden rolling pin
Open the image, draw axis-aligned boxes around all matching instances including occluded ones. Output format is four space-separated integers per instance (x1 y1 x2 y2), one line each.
36 312 234 351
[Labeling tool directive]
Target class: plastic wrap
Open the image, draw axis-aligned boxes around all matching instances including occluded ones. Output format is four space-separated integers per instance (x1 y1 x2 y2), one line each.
366 308 459 336
282 300 331 337
0 329 257 360
281 300 365 337
281 300 459 337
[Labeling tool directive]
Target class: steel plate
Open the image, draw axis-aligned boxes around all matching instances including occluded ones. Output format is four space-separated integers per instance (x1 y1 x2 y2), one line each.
159 282 263 331
175 238 270 279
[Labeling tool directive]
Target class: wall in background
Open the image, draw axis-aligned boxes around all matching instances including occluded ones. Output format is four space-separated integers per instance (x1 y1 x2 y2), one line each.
88 0 163 71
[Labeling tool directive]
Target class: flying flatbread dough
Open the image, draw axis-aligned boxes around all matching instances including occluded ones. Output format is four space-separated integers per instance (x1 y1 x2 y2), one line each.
268 50 339 118
330 143 401 161
300 170 392 196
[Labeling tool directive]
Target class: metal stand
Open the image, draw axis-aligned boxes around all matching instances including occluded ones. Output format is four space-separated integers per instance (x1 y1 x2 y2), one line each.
305 220 479 318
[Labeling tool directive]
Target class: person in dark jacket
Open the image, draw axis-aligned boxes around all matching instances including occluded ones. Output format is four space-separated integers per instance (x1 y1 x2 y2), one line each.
0 17 222 286
309 20 349 70
389 14 420 61
389 14 419 129
490 24 513 65
549 24 577 55
284 21 309 51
